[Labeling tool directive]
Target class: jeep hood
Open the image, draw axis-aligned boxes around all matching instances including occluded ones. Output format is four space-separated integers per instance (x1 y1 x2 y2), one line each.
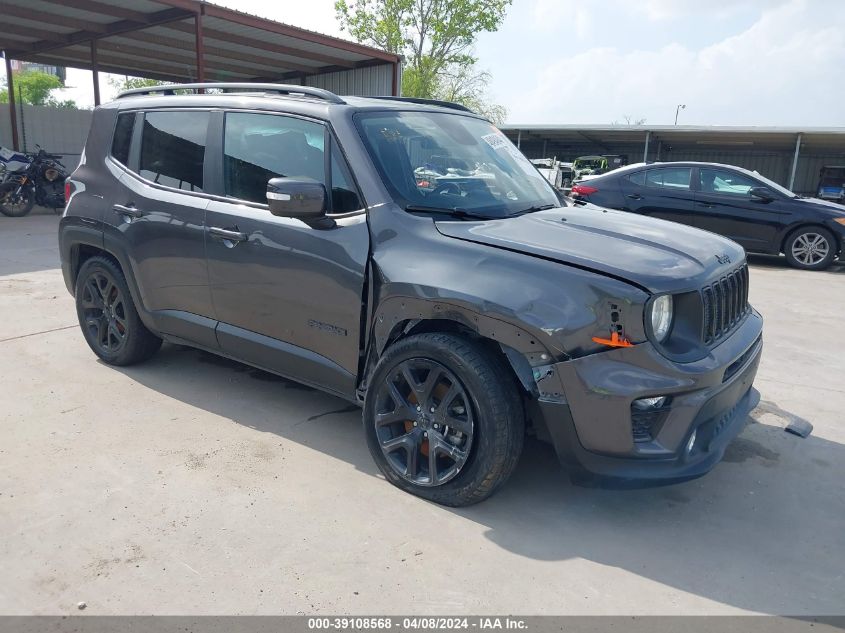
434 204 745 294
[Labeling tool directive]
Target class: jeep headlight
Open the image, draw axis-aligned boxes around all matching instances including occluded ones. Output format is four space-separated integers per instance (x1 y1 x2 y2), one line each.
649 295 673 342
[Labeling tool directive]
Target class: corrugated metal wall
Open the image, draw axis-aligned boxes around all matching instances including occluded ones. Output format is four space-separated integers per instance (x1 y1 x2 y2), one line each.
657 150 793 185
8 95 835 195
513 137 838 195
654 148 842 195
792 153 845 193
0 104 92 168
0 66 395 166
302 63 394 96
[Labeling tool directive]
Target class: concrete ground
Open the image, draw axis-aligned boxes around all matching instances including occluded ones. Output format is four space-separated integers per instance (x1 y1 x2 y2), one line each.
1 213 843 616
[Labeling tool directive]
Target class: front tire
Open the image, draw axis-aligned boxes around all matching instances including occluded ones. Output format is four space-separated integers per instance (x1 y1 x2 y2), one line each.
364 333 524 506
784 227 837 270
75 256 162 365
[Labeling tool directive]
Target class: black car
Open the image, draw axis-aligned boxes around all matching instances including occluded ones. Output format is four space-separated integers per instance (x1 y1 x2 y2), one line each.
59 84 762 505
571 161 845 270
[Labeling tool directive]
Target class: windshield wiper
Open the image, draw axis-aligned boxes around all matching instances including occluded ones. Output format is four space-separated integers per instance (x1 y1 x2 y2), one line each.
404 205 491 220
509 203 558 216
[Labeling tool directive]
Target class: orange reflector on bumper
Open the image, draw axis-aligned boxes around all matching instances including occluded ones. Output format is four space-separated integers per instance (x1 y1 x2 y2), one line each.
592 332 633 348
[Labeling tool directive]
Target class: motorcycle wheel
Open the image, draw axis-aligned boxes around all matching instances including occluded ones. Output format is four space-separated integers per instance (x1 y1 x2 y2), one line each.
0 184 35 217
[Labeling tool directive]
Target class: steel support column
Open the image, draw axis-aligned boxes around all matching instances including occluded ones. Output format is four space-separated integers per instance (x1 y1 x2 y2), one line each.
788 133 802 191
643 130 651 163
517 129 521 149
4 53 19 150
392 61 401 96
194 10 205 83
90 40 100 106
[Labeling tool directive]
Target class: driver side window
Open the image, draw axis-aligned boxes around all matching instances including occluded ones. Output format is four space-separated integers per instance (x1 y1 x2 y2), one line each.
223 113 326 204
222 112 363 213
699 168 758 196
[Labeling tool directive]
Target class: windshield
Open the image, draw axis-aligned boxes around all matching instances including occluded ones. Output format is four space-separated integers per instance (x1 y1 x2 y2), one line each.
355 111 559 218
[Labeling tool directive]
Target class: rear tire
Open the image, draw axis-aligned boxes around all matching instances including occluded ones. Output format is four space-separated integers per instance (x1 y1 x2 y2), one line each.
75 256 162 365
784 227 837 270
364 333 524 506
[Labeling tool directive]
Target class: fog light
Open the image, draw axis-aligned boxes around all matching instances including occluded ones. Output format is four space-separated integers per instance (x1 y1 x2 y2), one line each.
686 429 697 454
632 396 666 410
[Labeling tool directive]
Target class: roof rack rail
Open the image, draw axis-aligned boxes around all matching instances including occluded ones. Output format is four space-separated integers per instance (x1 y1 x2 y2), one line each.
365 96 475 113
116 83 346 105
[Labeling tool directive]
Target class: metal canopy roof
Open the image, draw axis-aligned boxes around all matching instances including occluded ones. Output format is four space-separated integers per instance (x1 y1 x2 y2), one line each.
502 125 845 153
0 0 400 84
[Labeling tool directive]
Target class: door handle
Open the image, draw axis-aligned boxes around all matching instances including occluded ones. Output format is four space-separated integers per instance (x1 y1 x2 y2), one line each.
112 204 145 219
696 201 715 208
209 226 249 243
627 193 643 200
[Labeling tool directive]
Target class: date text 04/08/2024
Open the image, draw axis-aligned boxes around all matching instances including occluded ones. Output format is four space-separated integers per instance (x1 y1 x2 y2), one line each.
307 617 528 630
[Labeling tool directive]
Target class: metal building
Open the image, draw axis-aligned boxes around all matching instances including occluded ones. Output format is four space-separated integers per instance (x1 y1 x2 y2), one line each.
0 0 401 151
502 125 845 196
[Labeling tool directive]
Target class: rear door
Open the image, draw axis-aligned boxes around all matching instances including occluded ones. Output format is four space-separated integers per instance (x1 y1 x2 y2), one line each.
619 166 696 226
204 110 370 398
103 109 216 347
693 166 786 251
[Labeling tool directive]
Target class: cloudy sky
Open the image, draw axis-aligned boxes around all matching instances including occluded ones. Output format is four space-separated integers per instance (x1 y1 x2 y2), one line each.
15 0 845 127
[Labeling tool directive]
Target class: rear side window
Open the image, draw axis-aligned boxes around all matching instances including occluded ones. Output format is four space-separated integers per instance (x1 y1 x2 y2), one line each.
139 111 209 192
625 171 646 186
111 112 135 166
645 167 691 190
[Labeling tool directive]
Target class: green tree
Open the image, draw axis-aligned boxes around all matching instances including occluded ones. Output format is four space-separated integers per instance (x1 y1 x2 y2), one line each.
108 76 168 94
435 61 506 123
0 70 77 108
335 0 510 118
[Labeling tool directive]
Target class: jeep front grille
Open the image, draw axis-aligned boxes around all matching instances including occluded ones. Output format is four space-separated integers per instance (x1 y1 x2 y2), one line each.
701 264 749 345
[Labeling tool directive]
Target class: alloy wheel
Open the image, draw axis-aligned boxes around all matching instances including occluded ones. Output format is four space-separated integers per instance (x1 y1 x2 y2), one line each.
80 271 128 354
791 232 830 266
373 358 474 487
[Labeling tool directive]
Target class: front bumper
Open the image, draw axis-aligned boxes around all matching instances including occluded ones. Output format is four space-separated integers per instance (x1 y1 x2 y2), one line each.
534 309 763 482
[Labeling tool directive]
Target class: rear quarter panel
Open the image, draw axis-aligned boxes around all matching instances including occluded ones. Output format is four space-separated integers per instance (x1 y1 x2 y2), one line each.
583 174 626 210
60 106 122 293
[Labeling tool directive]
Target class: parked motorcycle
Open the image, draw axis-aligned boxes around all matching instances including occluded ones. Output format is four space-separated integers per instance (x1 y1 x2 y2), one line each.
0 145 68 217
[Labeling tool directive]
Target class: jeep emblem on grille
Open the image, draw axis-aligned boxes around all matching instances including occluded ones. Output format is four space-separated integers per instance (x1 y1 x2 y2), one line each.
715 253 731 265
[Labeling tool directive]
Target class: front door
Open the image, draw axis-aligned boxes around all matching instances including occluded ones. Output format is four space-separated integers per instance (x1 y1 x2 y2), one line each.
693 166 787 252
205 111 369 398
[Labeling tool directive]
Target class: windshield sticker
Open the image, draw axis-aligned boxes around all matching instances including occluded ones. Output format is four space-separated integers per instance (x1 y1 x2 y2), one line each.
482 132 543 179
481 132 509 151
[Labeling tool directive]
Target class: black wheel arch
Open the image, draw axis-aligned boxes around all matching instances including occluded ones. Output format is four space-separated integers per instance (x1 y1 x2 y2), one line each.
359 296 554 402
61 226 158 334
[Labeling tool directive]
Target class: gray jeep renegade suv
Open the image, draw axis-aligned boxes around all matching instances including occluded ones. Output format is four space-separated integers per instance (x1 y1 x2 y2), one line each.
59 83 763 506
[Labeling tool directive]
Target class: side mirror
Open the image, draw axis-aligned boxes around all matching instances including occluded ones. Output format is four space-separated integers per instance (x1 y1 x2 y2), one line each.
749 186 775 201
266 177 332 227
